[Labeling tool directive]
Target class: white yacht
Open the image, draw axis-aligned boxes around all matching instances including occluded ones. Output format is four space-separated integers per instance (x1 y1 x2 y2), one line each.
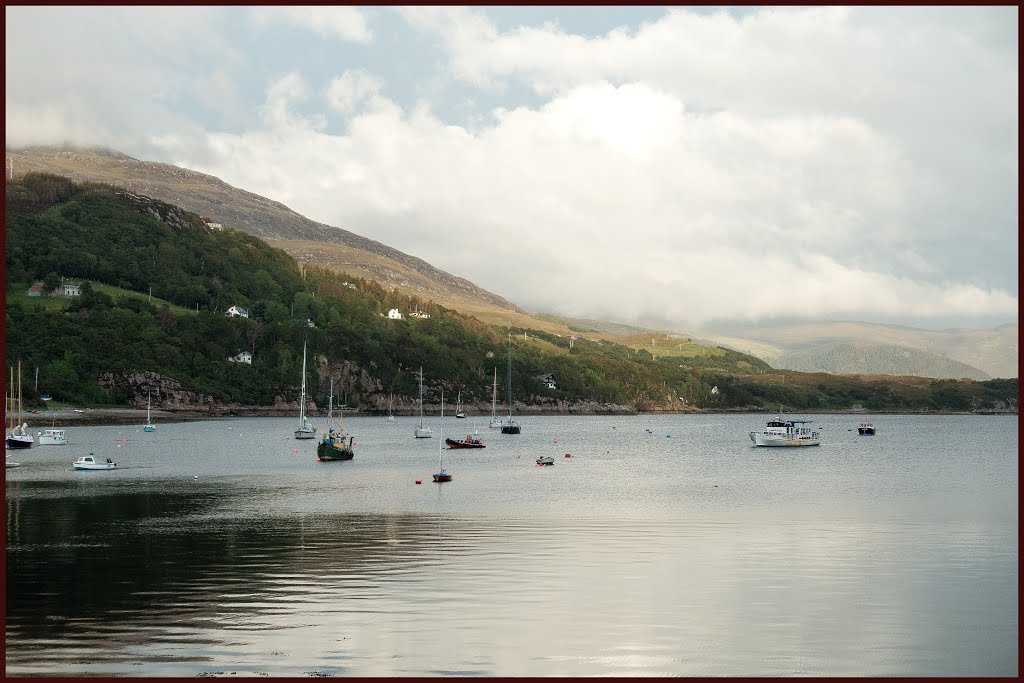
750 416 821 447
37 428 68 446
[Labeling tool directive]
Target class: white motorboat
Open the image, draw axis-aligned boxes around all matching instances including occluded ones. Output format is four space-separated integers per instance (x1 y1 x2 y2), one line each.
73 453 117 470
750 416 821 447
37 428 68 446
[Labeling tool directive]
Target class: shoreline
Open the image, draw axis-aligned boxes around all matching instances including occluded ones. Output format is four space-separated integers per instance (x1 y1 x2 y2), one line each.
7 406 1017 428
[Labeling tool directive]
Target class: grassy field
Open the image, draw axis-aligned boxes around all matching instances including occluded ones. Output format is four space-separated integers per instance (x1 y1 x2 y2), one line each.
7 282 195 315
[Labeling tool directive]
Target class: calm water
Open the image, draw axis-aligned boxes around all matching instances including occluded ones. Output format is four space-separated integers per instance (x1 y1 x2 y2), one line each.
5 413 1018 676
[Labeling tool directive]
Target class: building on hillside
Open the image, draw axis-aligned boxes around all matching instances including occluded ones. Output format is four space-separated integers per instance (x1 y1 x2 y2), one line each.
387 308 403 319
535 373 557 390
27 282 46 296
53 282 81 297
290 317 316 328
409 309 431 319
226 305 249 318
228 351 252 364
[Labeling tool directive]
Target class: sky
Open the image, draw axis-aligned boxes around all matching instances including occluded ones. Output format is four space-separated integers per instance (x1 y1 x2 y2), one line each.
5 6 1019 331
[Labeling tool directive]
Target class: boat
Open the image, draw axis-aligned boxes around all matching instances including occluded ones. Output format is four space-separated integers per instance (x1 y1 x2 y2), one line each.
414 367 433 438
73 453 117 470
500 335 521 434
143 391 156 432
749 415 822 447
6 454 21 468
446 431 485 449
316 380 354 461
433 427 452 482
6 364 34 449
294 342 316 439
536 455 555 466
455 391 466 418
858 421 876 435
37 428 68 446
39 394 51 401
488 368 501 429
387 392 396 421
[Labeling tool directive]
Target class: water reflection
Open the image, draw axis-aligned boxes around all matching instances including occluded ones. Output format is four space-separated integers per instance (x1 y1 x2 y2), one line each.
5 414 1018 676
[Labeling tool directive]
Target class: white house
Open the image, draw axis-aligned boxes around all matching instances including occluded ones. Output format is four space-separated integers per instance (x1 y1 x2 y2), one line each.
535 373 557 390
387 308 403 319
205 222 223 229
228 351 252 364
53 282 82 297
226 305 249 318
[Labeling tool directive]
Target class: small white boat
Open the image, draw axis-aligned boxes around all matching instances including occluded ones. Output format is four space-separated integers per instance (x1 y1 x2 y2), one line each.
414 367 433 438
294 342 316 439
387 392 396 421
536 455 554 466
455 391 466 419
73 453 117 470
37 428 68 446
143 391 156 432
750 416 821 447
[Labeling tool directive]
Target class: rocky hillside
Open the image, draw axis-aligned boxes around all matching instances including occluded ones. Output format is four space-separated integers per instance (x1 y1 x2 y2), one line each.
5 145 525 316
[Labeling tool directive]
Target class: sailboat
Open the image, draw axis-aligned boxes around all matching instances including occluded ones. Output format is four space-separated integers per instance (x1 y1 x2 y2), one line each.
294 342 316 439
6 364 34 449
432 427 452 482
143 391 156 432
414 367 433 438
387 392 396 421
500 335 521 434
316 379 354 461
455 390 466 418
488 367 500 429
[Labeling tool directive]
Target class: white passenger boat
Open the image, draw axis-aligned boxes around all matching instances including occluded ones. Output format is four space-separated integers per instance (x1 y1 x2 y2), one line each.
750 416 821 447
37 428 68 446
73 453 117 470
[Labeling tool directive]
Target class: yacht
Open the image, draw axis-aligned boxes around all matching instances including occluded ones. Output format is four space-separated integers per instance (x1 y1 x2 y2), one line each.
750 416 821 447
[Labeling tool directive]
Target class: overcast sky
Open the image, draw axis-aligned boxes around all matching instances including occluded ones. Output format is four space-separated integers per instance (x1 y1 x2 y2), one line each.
6 6 1018 330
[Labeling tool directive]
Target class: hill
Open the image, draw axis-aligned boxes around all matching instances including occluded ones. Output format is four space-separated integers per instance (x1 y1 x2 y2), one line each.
6 174 1016 416
699 320 1017 379
771 341 990 380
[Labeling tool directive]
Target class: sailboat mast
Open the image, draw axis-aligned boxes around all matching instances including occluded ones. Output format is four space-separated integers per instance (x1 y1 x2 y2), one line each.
419 367 424 421
299 342 308 425
9 366 14 432
506 334 512 418
491 367 497 421
18 362 23 426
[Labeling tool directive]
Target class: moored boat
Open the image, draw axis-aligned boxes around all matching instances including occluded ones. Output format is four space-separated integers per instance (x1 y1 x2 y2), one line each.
294 341 316 439
73 453 117 470
414 367 433 438
536 455 554 466
446 432 485 449
37 428 68 446
317 380 354 461
500 335 522 434
7 364 34 449
750 416 821 447
433 427 452 482
858 421 876 435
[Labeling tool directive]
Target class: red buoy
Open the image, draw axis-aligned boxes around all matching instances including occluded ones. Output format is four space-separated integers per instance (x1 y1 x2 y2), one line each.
564 453 572 458
415 478 422 485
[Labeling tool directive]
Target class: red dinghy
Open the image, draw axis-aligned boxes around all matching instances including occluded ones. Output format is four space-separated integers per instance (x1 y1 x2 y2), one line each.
445 433 485 449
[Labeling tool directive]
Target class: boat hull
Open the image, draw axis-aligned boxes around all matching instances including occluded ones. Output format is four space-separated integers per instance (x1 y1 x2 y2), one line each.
38 431 67 446
445 438 485 449
750 432 821 447
74 463 117 470
414 428 433 438
500 424 521 434
316 442 354 461
143 426 155 432
432 472 452 482
6 436 34 449
858 427 876 435
294 430 316 439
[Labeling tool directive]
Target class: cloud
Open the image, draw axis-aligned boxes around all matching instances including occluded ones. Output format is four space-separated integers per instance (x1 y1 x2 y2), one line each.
5 6 1017 329
326 70 384 114
248 6 373 44
153 74 1017 328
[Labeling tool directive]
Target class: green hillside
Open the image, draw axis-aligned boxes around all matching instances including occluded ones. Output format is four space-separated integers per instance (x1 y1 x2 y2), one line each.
4 174 1017 414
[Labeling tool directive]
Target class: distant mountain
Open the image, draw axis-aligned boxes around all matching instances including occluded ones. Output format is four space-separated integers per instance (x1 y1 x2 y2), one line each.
771 341 990 380
699 320 1018 379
